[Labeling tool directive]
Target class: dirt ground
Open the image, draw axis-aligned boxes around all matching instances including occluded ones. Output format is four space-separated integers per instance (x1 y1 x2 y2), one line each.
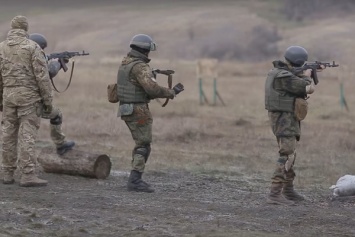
1 163 355 237
1 1 355 236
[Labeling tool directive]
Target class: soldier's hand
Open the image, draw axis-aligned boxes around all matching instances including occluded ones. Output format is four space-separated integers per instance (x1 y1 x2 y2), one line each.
303 69 312 77
63 56 70 64
317 65 326 72
173 83 184 95
58 57 70 64
43 104 53 114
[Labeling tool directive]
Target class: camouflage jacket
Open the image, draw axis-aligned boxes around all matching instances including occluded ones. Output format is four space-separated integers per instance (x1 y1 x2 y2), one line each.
268 60 312 140
123 49 175 100
0 29 52 107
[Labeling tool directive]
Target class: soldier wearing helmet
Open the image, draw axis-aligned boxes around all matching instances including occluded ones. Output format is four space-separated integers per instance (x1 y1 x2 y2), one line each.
0 16 52 187
264 46 324 205
117 34 184 193
29 33 75 155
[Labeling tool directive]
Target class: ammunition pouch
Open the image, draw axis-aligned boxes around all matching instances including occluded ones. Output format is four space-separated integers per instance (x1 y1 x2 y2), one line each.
107 83 119 103
294 98 308 121
119 103 134 116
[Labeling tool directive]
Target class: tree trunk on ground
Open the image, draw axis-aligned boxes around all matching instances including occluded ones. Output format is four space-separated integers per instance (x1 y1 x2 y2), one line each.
38 147 111 179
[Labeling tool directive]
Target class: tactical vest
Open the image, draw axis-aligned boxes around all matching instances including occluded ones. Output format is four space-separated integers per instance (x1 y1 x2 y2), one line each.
117 60 150 103
265 68 295 112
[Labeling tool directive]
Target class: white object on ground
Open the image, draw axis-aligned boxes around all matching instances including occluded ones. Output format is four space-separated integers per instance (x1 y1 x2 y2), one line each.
329 175 355 197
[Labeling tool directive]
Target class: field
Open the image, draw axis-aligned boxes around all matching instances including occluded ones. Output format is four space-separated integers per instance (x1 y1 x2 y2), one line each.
1 1 355 236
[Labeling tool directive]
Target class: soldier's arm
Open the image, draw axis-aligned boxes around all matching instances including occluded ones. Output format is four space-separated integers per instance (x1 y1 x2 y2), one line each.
32 46 53 105
274 71 311 96
132 63 175 99
48 60 61 79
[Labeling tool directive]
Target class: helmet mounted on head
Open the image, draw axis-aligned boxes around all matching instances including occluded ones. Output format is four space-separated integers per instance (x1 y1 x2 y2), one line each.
129 34 157 52
29 33 47 50
284 46 308 67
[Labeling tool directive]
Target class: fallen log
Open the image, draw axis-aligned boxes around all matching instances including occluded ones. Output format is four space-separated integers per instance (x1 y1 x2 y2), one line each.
37 147 111 179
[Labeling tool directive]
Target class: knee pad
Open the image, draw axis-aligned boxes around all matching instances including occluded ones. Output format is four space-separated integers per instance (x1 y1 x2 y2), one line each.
133 145 151 163
50 114 62 125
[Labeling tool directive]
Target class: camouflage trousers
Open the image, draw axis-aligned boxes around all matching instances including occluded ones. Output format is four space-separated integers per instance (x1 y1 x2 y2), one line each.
272 136 297 183
1 103 40 174
37 104 66 147
122 104 153 173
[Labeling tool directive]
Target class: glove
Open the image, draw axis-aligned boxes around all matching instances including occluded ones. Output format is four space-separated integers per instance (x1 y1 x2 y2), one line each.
173 83 184 95
43 104 53 114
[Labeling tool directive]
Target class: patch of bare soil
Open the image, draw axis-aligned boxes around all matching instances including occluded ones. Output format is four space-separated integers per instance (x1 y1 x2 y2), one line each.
0 168 355 237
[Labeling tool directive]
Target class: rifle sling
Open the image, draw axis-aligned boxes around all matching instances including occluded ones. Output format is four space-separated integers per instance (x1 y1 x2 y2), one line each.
162 74 172 107
50 61 75 93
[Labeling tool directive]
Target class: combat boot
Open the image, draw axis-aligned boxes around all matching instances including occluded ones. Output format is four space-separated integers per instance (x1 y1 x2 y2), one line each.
267 182 295 205
3 170 15 184
282 182 305 201
19 173 48 187
57 141 75 155
127 170 154 193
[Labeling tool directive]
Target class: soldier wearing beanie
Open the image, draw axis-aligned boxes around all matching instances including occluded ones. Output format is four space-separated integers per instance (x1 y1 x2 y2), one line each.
0 16 52 187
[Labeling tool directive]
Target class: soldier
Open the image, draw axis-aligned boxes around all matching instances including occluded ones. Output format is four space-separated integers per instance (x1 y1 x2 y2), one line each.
29 33 75 155
265 46 323 205
117 34 184 193
0 16 52 186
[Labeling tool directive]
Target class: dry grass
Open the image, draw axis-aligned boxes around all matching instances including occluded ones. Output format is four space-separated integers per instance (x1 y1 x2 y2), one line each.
1 1 355 192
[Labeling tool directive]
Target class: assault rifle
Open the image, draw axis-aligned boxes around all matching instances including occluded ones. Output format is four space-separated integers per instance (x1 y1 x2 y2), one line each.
292 61 339 85
47 51 90 72
152 69 175 107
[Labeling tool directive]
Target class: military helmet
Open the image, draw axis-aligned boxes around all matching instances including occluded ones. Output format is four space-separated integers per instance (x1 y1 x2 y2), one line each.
29 33 47 49
129 34 157 51
284 46 308 67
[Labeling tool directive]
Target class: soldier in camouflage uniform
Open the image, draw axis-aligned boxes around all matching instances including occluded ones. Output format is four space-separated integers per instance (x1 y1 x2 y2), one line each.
117 34 184 193
0 16 52 187
29 33 75 155
265 46 319 205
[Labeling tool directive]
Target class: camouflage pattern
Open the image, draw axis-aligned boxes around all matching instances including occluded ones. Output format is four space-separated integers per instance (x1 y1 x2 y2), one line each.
0 17 52 174
120 50 175 101
1 104 40 174
0 29 52 106
123 104 152 172
267 60 312 140
271 136 297 183
266 60 310 184
11 16 28 31
34 89 66 147
120 49 174 172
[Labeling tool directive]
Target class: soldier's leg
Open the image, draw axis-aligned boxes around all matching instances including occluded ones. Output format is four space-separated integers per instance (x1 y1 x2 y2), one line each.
17 105 47 187
1 105 19 184
45 107 75 155
125 118 154 193
267 136 297 205
279 137 305 201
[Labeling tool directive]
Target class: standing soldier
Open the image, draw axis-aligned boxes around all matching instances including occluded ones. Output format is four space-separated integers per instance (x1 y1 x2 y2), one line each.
265 46 321 205
0 16 52 186
117 34 184 193
29 33 75 155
